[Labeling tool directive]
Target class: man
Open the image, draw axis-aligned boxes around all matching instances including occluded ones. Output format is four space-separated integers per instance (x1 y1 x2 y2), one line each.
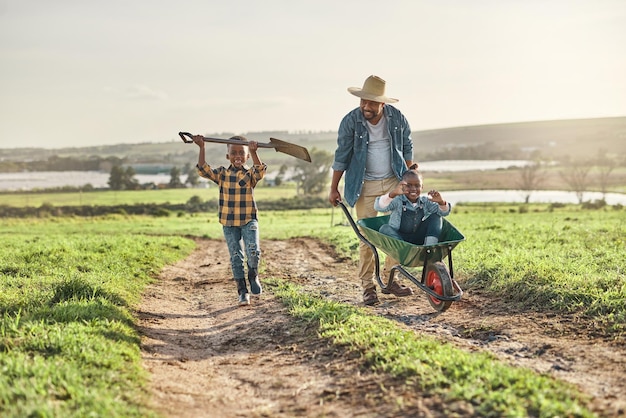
329 75 416 305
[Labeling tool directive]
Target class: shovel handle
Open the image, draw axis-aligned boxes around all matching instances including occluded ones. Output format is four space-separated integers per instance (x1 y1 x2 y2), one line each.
178 132 276 148
178 132 194 143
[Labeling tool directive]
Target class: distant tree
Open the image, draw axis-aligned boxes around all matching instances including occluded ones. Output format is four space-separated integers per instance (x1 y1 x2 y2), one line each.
274 164 288 186
560 160 592 204
290 148 333 195
168 166 185 189
108 165 125 190
183 163 200 187
594 150 617 200
123 166 139 190
108 164 139 190
516 161 546 203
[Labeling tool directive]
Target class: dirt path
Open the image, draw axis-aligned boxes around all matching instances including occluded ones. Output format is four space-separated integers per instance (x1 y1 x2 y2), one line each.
137 238 626 417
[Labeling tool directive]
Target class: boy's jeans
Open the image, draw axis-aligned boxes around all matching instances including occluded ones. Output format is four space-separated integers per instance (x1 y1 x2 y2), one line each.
223 220 260 280
379 214 442 245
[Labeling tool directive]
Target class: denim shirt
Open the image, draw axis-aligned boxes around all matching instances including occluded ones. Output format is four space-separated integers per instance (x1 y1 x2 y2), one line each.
332 105 413 206
374 194 451 231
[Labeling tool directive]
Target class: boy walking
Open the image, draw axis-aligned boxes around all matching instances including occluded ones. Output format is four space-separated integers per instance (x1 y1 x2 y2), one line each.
192 134 267 306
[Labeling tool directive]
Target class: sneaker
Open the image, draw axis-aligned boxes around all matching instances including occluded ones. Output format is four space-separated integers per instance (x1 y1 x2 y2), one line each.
248 269 262 296
381 281 414 297
238 292 250 306
363 288 379 306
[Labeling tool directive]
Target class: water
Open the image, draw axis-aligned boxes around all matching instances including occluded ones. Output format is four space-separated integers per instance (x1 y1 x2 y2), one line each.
0 161 529 191
0 171 207 191
444 190 626 205
1 165 625 205
418 160 531 172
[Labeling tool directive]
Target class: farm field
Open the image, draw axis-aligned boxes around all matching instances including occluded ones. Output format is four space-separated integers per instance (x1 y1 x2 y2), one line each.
1 205 625 417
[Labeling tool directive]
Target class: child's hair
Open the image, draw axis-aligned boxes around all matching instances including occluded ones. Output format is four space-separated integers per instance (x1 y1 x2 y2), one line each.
227 135 248 151
402 166 423 183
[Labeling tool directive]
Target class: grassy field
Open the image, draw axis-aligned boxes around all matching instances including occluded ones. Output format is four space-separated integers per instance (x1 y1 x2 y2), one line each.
0 228 194 417
0 184 299 208
1 204 624 416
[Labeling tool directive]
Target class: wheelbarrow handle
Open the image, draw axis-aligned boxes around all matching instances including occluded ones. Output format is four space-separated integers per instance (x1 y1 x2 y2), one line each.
336 201 383 281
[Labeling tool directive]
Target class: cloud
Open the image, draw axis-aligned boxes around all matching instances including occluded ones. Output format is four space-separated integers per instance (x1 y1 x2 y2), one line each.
124 84 169 101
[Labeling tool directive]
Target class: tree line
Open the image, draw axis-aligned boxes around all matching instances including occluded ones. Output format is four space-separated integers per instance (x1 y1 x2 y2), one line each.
1 145 622 204
106 147 335 195
0 155 125 173
517 149 624 204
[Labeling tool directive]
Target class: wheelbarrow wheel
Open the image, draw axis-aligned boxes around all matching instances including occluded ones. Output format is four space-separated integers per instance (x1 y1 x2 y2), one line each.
425 261 453 312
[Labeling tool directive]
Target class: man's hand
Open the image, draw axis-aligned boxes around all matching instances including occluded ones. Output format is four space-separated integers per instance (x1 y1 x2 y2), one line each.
328 189 341 206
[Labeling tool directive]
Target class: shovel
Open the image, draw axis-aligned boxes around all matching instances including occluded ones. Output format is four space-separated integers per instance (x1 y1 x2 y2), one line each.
178 132 311 162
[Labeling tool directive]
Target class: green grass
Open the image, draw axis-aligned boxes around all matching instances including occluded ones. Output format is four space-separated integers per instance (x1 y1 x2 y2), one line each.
1 203 624 416
0 208 346 240
0 184 298 208
0 230 194 417
269 278 594 417
452 206 626 333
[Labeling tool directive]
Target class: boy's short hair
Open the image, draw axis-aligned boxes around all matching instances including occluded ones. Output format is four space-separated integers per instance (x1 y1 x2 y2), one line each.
227 135 248 151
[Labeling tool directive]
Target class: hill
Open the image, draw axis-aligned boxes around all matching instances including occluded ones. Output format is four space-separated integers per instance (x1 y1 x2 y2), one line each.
1 117 624 171
414 116 626 161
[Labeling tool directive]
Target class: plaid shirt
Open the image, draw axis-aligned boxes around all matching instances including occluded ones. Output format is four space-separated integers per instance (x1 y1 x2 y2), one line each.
197 162 267 226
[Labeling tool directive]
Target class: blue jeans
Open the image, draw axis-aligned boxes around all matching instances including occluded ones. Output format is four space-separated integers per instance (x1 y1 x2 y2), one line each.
379 214 442 245
222 220 260 280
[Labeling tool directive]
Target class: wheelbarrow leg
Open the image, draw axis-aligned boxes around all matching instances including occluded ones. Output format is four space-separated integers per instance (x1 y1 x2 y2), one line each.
420 249 431 284
447 245 454 279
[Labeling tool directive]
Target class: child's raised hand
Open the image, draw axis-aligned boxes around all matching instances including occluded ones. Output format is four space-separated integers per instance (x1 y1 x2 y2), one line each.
248 140 259 152
427 190 445 205
192 135 204 147
390 181 406 198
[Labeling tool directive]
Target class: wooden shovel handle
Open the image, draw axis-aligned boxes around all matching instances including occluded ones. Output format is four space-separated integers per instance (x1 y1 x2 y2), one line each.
178 132 276 148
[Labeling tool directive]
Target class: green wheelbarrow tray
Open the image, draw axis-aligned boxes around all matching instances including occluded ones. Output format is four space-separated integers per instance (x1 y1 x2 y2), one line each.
337 201 465 312
357 215 465 267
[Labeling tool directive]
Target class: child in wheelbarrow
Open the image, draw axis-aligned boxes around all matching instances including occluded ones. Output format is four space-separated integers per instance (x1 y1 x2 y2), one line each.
374 167 451 246
192 135 267 306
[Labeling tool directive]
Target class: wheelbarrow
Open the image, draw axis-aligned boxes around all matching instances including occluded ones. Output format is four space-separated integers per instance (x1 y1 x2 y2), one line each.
337 201 465 312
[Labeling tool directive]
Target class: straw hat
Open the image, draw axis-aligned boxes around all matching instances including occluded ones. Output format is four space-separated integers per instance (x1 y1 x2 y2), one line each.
347 75 398 103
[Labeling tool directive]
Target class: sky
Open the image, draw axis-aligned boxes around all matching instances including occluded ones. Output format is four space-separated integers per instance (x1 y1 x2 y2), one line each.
1 0 625 149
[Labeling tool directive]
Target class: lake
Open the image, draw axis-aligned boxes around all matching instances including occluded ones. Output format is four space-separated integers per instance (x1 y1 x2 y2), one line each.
418 160 532 172
0 171 179 191
444 190 626 205
0 160 531 191
0 161 625 205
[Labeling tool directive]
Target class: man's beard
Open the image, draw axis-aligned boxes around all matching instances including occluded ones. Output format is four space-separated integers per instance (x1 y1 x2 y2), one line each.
362 109 379 120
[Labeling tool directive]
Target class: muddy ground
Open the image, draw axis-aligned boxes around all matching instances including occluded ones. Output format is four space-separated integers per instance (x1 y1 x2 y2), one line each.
137 238 626 417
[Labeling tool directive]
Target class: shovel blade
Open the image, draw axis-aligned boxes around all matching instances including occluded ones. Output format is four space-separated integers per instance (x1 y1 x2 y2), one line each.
269 137 311 162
